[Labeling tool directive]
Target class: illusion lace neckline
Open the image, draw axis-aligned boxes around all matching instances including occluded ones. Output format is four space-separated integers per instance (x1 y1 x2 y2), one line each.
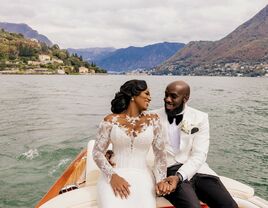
105 112 157 151
125 112 143 124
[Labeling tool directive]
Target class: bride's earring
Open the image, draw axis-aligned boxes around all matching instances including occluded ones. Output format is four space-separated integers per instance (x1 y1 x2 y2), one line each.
131 98 134 101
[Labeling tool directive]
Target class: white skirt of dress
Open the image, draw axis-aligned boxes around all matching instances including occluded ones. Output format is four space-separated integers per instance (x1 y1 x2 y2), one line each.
97 168 156 208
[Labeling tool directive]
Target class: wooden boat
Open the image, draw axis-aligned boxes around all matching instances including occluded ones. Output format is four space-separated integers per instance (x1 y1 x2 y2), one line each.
36 140 268 208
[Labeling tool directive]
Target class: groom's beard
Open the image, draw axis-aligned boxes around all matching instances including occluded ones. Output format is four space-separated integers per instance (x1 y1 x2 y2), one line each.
165 102 184 117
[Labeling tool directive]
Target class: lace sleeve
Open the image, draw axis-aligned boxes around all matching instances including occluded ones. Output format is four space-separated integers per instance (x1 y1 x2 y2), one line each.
92 120 115 182
152 117 167 183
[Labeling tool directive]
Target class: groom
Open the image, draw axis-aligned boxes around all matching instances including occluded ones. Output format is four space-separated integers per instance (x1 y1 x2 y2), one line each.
155 80 238 208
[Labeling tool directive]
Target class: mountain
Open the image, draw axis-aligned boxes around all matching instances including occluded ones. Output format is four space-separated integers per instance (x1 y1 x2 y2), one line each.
0 22 53 46
97 42 185 72
0 29 105 74
156 5 268 75
67 47 116 62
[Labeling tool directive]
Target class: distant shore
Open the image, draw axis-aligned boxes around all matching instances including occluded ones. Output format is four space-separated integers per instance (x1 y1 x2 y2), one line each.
0 71 108 75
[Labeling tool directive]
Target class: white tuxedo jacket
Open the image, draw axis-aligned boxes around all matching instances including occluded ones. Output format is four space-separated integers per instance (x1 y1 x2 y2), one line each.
153 106 217 180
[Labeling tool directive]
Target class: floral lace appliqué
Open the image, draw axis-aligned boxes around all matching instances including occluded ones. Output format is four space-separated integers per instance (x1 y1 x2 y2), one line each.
92 121 114 182
152 117 167 182
92 113 167 183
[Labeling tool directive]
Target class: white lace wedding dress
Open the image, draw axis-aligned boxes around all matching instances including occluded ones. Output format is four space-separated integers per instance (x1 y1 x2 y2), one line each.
92 113 167 208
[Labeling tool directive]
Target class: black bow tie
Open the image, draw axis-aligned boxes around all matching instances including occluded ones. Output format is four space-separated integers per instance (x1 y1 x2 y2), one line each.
167 114 183 125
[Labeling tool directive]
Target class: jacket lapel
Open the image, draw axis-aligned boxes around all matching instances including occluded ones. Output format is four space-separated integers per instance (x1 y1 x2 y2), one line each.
156 106 194 152
179 106 195 150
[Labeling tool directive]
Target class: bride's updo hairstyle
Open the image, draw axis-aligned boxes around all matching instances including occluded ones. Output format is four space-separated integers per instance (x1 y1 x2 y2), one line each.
111 80 147 114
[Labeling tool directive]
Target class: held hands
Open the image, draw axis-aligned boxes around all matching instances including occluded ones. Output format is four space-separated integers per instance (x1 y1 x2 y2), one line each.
164 175 180 192
156 175 180 196
110 173 131 199
156 181 171 196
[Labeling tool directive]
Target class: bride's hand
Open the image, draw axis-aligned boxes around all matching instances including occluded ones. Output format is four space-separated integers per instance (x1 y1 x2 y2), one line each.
110 173 131 199
156 181 171 196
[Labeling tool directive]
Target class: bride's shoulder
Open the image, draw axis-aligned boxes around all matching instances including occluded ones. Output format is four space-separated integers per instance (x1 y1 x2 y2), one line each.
103 113 120 123
143 112 160 120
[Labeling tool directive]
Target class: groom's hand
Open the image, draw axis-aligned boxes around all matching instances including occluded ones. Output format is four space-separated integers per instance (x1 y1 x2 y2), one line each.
156 181 171 196
105 150 116 167
163 176 180 192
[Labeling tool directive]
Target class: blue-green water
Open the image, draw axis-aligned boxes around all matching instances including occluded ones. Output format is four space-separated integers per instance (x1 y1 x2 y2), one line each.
0 75 267 208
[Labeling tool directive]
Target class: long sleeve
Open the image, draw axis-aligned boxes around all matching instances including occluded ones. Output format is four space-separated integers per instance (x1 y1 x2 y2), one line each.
92 120 115 182
152 118 167 183
178 113 209 179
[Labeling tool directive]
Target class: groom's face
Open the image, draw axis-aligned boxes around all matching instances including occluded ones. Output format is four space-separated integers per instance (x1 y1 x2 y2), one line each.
164 84 187 112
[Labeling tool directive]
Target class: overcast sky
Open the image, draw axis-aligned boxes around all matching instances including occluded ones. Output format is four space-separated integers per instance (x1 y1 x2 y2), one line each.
0 0 267 49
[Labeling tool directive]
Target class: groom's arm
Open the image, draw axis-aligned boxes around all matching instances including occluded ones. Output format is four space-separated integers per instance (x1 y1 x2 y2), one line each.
177 113 209 179
160 113 209 193
105 150 116 167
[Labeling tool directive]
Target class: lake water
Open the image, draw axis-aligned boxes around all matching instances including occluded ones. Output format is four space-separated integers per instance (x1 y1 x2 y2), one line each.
0 75 267 208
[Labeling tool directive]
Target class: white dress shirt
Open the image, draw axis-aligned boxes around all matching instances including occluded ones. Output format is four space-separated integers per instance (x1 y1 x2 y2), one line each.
167 112 188 181
168 119 181 153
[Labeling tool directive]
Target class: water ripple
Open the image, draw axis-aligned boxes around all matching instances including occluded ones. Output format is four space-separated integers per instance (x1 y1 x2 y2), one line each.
48 158 71 177
18 149 39 160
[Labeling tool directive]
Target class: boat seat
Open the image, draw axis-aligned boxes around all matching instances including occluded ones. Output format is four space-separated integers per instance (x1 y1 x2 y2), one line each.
219 176 254 200
38 186 266 208
40 186 98 208
86 140 101 186
40 185 178 208
85 140 256 207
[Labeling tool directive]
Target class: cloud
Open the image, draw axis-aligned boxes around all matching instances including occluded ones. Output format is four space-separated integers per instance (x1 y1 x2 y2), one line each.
0 0 267 48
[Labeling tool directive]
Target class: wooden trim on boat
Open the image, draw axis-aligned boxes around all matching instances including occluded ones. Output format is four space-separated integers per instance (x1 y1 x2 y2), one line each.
35 149 87 208
34 142 268 208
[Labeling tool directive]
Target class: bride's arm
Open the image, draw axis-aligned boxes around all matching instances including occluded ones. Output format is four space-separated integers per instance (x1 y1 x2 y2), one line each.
93 118 131 199
92 120 115 182
152 116 167 183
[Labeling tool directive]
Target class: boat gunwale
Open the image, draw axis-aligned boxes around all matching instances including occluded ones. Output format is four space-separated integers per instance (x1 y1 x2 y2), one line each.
35 148 87 208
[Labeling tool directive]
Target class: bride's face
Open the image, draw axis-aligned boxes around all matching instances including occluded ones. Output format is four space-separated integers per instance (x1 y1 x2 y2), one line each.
134 88 151 111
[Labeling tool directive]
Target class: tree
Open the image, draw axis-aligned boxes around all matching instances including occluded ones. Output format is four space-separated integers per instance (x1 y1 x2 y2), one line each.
52 49 68 60
17 42 39 57
85 62 90 68
0 45 9 59
40 42 49 53
9 45 18 60
51 44 60 50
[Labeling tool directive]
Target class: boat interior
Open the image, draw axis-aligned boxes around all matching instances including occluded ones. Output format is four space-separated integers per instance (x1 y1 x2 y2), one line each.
36 140 268 208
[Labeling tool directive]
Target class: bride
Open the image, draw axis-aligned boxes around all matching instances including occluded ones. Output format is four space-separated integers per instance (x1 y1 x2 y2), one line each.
92 79 168 208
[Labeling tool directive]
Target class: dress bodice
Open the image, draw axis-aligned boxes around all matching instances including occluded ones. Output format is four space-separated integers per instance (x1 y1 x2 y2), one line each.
92 112 167 183
111 124 154 170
